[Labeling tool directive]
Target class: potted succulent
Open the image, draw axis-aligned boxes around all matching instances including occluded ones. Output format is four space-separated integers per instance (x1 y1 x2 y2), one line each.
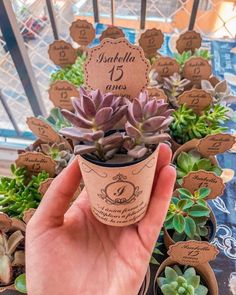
60 88 173 226
0 165 48 219
163 187 216 248
0 213 26 293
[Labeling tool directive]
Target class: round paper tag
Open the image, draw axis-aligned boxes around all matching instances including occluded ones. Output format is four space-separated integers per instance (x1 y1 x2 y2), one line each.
70 19 95 46
183 57 212 87
138 28 164 58
152 57 179 82
147 87 167 102
48 80 80 111
100 26 125 41
84 38 150 100
176 30 202 54
178 89 212 114
48 40 77 68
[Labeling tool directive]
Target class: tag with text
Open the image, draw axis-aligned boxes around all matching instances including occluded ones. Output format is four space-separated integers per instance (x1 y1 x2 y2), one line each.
147 87 167 102
138 28 164 58
70 19 95 46
152 57 179 82
176 30 202 54
100 26 125 41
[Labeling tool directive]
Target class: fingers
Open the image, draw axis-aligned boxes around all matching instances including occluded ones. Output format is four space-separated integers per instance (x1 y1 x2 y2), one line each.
31 157 82 227
138 164 176 252
154 143 172 184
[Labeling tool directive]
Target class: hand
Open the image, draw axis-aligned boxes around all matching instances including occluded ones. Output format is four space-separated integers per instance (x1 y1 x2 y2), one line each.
26 144 176 295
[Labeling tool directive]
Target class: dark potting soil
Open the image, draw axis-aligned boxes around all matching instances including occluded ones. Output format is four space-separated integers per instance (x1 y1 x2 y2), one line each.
0 266 25 288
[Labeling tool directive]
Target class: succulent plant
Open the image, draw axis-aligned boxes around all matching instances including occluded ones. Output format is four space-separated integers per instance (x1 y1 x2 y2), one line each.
174 49 212 69
194 48 212 60
163 73 191 108
0 214 25 287
176 150 222 185
38 107 72 131
158 265 208 295
150 242 163 265
164 187 211 242
15 273 27 293
60 89 173 162
170 104 228 144
50 55 86 87
149 69 161 87
0 165 48 218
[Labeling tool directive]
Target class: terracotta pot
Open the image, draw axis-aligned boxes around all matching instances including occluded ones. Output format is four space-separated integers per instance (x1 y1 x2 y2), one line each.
163 207 217 249
78 147 159 226
153 257 218 295
138 266 151 295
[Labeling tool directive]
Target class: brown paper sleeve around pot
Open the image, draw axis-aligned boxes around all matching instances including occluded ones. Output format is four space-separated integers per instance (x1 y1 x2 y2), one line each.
163 206 217 249
78 148 159 226
153 257 218 295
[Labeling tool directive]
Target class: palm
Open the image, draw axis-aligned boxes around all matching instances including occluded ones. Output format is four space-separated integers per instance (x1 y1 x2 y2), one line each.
26 144 175 295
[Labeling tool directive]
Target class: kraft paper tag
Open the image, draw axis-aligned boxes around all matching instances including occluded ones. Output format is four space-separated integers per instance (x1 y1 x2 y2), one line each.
70 19 95 46
84 38 150 100
48 80 80 111
168 241 219 266
48 40 77 68
152 57 179 82
183 57 212 87
197 134 236 156
15 152 56 177
147 87 167 102
38 178 54 196
182 170 225 200
22 208 36 224
176 30 202 54
100 26 125 41
178 89 212 114
138 28 164 58
27 117 61 143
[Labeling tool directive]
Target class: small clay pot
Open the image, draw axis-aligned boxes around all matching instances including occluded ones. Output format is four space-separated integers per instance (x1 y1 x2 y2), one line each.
153 257 218 295
138 266 151 295
163 207 217 249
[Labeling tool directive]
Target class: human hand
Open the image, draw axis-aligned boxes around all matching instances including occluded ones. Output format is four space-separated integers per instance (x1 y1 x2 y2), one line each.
26 143 176 295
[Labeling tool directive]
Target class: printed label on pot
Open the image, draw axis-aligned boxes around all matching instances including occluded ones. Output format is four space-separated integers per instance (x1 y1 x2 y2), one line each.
70 19 95 46
197 133 236 156
84 38 150 100
27 117 61 143
183 57 212 87
15 152 56 177
182 170 225 200
48 40 77 68
78 148 159 226
38 178 54 196
138 28 164 58
147 87 167 102
168 241 219 266
176 30 202 54
178 89 212 114
48 80 79 111
152 57 179 82
100 26 125 41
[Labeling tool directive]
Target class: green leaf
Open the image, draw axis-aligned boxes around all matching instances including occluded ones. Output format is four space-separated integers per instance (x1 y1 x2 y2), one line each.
184 267 196 279
196 159 212 170
177 152 191 173
165 266 178 282
173 214 185 233
182 200 194 210
15 274 27 294
198 226 208 237
161 284 176 295
189 205 210 217
150 256 159 265
177 199 188 210
209 166 222 176
157 277 167 287
187 275 200 288
185 216 196 238
165 211 175 222
198 187 211 199
177 188 192 198
153 248 163 256
195 284 208 295
172 231 186 242
173 265 183 276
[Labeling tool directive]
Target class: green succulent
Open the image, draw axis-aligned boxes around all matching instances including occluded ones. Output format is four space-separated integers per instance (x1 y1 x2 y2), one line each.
15 274 27 294
170 104 228 144
176 150 222 185
194 48 212 60
50 55 86 87
0 165 48 218
164 187 211 242
174 49 212 69
158 265 208 295
150 242 163 265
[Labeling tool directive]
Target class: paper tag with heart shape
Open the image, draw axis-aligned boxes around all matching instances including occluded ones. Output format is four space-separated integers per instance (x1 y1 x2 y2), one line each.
178 89 212 114
15 152 56 177
48 40 77 68
48 80 79 111
152 57 179 82
100 26 125 41
138 28 164 58
84 38 150 100
182 170 225 200
197 133 236 156
168 241 219 266
70 19 95 46
27 117 61 143
38 178 54 196
176 30 202 54
147 87 167 102
183 57 212 87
